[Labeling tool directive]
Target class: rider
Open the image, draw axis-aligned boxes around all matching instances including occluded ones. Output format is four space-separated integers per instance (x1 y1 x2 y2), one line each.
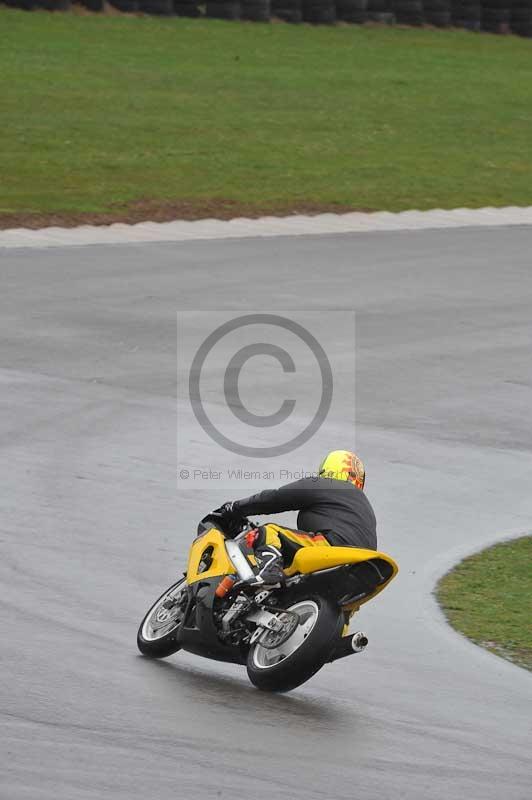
213 450 376 587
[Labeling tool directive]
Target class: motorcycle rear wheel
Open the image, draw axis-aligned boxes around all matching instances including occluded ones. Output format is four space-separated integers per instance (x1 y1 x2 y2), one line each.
137 578 187 658
246 595 342 692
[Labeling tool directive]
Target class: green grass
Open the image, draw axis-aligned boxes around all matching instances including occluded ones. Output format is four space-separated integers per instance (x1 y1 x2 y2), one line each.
1 8 532 222
437 536 532 671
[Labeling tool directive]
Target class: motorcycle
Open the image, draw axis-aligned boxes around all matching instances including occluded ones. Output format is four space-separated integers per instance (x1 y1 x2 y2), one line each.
137 514 398 692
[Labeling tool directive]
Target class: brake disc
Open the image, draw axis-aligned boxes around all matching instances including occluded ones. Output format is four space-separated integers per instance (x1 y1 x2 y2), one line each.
257 610 300 649
153 594 186 630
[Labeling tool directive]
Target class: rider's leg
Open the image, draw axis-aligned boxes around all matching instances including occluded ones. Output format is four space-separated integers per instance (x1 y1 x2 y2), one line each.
244 524 285 585
244 524 330 585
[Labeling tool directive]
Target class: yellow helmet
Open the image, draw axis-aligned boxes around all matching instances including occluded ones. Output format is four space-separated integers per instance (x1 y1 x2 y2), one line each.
318 450 365 490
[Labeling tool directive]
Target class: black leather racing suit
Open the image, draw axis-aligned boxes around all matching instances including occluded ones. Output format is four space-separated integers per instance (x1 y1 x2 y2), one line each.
233 476 377 551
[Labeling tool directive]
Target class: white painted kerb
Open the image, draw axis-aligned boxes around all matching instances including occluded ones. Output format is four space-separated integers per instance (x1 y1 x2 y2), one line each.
1 206 532 248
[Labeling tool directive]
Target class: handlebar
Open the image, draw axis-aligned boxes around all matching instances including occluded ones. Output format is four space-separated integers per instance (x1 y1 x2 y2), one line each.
197 512 252 539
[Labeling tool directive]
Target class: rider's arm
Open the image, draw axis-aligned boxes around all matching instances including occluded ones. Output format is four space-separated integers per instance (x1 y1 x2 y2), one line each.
233 478 316 517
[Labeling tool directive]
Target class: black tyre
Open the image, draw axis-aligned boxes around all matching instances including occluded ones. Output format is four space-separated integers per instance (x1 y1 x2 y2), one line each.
484 0 512 7
246 595 342 693
109 0 139 10
205 0 241 17
271 0 302 20
137 578 188 659
511 5 532 35
426 9 451 23
481 7 510 30
511 5 532 17
424 0 450 10
37 0 70 9
393 0 424 23
174 2 202 15
140 0 174 12
452 1 481 28
338 9 367 21
337 2 367 23
272 7 303 20
393 0 422 10
512 24 532 35
241 0 271 20
395 11 424 22
303 0 336 22
337 0 367 19
80 0 104 10
366 10 396 19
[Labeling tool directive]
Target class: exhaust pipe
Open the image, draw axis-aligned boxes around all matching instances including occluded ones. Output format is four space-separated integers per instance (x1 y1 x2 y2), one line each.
329 631 369 662
351 631 369 653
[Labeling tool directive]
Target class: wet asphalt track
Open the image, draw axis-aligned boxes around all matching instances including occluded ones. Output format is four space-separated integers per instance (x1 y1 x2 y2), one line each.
1 226 532 800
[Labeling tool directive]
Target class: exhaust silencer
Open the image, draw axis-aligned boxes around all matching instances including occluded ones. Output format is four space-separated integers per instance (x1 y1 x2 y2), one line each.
329 630 369 662
351 631 369 653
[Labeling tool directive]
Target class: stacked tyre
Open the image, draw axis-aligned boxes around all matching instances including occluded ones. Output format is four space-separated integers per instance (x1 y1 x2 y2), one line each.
8 0 71 7
174 0 202 16
36 0 70 8
271 0 303 21
303 0 336 21
241 0 271 19
424 0 451 25
336 0 368 22
4 0 36 7
205 0 241 17
140 0 174 12
109 0 139 10
481 0 511 32
393 0 424 23
510 0 532 35
452 0 481 28
79 0 104 10
366 0 395 22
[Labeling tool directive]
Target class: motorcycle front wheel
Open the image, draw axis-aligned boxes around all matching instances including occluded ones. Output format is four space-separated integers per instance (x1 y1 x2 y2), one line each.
137 578 188 659
246 595 342 692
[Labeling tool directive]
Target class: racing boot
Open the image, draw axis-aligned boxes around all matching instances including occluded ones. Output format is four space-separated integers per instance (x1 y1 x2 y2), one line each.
249 545 286 587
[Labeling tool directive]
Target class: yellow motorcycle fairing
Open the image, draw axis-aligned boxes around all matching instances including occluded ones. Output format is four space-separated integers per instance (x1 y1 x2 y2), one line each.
186 527 235 585
186 527 398 611
285 546 398 610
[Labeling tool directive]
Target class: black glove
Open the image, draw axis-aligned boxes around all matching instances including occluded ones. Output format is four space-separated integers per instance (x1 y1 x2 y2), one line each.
216 501 238 517
210 502 246 538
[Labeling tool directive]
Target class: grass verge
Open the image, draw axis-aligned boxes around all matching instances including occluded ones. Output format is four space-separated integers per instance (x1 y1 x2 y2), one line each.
1 8 532 226
436 535 532 671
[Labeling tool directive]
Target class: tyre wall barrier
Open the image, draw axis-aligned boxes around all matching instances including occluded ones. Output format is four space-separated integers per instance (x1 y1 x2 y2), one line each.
271 0 303 22
2 0 531 36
